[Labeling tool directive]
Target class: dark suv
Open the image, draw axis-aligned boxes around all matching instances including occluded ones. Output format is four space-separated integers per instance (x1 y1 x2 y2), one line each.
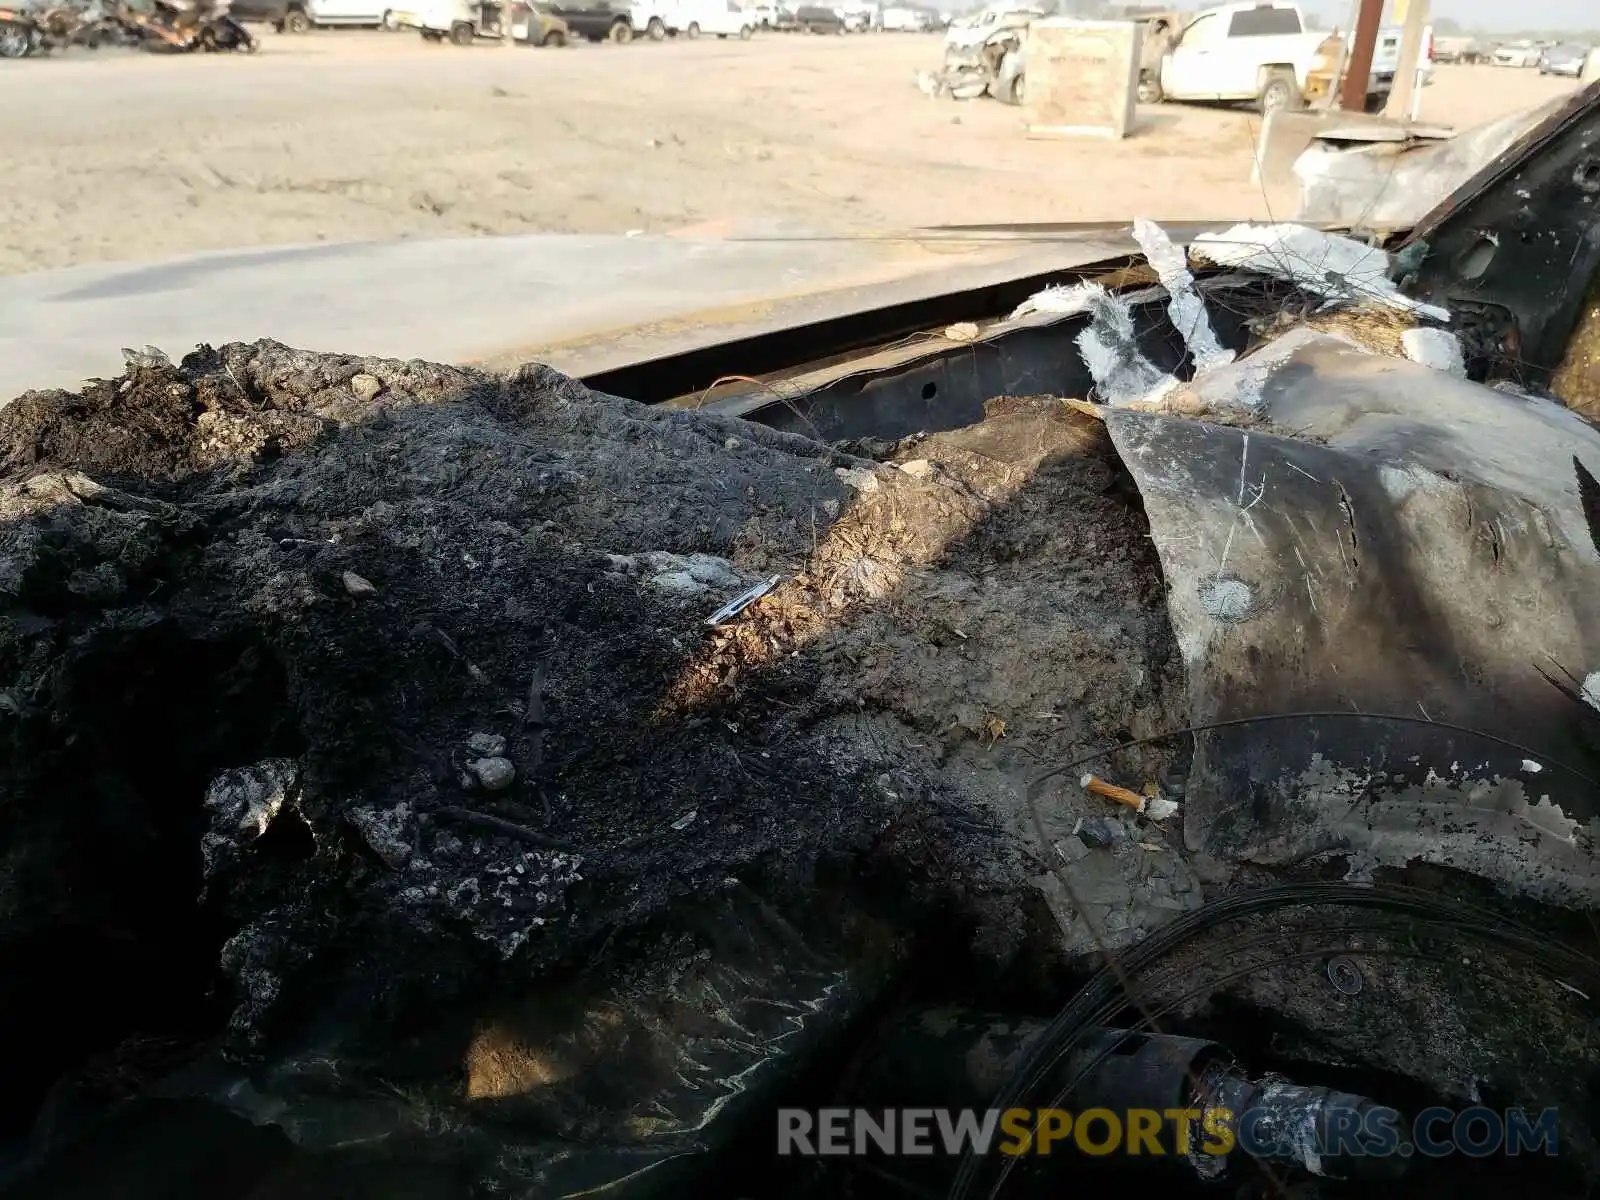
794 4 840 33
546 0 633 41
228 0 319 32
229 0 290 23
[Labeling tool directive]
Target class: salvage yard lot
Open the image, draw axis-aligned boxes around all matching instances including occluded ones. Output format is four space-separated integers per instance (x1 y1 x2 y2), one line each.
0 33 1583 275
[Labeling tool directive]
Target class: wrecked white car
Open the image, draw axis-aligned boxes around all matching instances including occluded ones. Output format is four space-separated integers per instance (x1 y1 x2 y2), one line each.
916 16 1026 102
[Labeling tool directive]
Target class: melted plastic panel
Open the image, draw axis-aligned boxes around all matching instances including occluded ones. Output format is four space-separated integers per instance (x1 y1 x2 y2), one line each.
1104 334 1600 902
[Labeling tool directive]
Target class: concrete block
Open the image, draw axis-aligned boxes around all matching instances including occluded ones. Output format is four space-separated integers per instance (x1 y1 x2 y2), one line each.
1023 19 1141 140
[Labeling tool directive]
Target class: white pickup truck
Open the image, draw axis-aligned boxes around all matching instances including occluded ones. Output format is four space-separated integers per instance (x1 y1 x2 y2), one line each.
1153 1 1398 113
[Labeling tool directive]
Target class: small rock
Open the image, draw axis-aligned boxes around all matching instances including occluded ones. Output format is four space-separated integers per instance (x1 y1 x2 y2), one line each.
467 732 507 757
898 459 936 478
342 571 378 598
202 759 300 880
724 436 742 451
1056 837 1091 864
470 756 516 791
350 373 383 402
651 570 708 597
684 554 740 587
67 562 126 602
1400 327 1466 377
348 801 414 869
834 466 881 494
122 345 171 369
1078 816 1129 848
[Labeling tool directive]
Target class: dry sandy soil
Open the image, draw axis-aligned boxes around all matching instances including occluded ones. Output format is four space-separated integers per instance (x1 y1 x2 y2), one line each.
0 33 1583 275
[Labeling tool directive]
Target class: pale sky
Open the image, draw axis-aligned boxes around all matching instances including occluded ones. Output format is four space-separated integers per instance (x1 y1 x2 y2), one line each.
1414 0 1590 31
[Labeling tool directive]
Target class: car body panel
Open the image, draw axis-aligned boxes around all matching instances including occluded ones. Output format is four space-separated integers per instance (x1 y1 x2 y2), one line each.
509 0 566 40
305 0 391 23
229 0 289 23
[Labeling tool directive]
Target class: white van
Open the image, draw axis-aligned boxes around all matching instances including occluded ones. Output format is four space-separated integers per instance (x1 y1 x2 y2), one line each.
664 0 755 36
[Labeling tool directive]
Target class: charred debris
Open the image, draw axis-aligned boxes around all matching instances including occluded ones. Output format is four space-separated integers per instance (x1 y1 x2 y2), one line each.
2 82 1600 1200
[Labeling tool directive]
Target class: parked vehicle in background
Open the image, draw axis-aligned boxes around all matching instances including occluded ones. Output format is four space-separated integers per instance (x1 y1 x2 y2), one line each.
1492 40 1541 67
879 5 918 30
629 0 668 37
943 2 1043 49
509 0 566 41
229 0 290 25
1368 22 1432 87
1431 34 1485 63
1152 1 1394 114
792 2 837 31
839 4 870 31
546 0 632 39
283 0 408 30
747 1 776 25
667 0 753 38
417 0 511 42
1133 11 1185 103
1538 42 1588 76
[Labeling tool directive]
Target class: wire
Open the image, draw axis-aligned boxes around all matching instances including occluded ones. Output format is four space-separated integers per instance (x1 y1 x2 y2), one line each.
952 882 1600 1200
1026 709 1600 803
956 704 1600 1200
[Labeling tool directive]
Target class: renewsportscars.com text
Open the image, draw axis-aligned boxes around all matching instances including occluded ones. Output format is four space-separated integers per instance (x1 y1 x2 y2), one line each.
776 1106 1559 1159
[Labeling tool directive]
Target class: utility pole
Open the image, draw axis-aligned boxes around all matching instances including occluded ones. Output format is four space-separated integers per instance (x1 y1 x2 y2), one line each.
1338 0 1385 112
1383 0 1430 120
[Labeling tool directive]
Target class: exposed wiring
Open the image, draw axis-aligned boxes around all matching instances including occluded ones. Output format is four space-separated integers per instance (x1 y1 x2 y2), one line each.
952 882 1600 1200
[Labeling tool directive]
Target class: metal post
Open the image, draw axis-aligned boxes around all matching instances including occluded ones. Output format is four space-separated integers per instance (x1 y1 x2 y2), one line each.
1321 0 1359 110
1383 0 1429 120
1338 0 1384 112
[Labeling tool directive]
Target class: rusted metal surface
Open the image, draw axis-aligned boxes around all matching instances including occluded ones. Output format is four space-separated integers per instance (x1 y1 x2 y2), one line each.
1337 0 1385 112
1552 273 1600 419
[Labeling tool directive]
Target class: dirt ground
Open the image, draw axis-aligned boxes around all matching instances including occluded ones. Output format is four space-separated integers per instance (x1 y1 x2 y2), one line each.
0 33 1582 275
